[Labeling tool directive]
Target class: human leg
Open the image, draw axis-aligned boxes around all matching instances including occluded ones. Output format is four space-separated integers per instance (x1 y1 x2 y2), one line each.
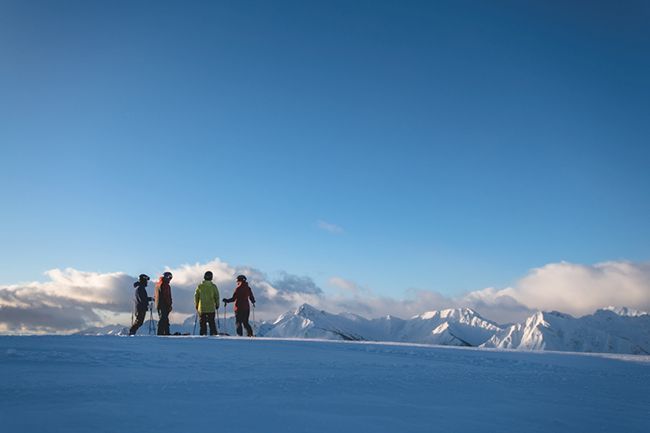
207 312 217 335
199 313 208 335
129 309 146 335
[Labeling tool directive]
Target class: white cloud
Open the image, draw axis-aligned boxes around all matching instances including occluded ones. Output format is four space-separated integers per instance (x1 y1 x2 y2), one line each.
495 261 650 318
329 277 364 294
1 259 648 333
317 220 344 234
0 259 327 333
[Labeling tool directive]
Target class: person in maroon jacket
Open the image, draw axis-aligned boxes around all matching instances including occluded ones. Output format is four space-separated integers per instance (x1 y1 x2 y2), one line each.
223 274 256 337
155 272 173 335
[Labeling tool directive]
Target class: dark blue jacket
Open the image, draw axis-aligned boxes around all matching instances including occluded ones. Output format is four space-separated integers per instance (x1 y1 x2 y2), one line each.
134 281 151 312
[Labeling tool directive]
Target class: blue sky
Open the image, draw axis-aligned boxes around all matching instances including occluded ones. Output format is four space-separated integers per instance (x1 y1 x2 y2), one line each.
1 0 649 299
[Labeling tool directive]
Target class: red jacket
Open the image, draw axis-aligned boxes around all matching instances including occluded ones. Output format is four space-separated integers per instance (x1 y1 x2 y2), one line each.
155 278 173 311
225 281 255 312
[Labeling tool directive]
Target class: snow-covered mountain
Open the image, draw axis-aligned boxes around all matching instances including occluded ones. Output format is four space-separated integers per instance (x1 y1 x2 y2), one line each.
482 309 650 355
259 304 366 340
602 306 648 317
77 304 650 355
257 304 503 346
257 304 650 355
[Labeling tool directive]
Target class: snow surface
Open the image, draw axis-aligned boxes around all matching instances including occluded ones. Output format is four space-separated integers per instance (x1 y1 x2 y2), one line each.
1 336 649 433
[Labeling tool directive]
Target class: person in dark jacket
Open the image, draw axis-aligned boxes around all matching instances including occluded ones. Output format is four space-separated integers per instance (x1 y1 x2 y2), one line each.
155 271 173 335
223 274 256 337
129 274 152 335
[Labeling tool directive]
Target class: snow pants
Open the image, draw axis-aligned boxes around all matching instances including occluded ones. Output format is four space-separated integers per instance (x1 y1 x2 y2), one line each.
129 309 147 335
157 308 171 335
199 312 217 336
235 309 253 337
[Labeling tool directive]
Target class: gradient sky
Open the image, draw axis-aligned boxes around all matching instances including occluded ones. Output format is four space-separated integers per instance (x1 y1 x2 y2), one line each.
1 0 649 299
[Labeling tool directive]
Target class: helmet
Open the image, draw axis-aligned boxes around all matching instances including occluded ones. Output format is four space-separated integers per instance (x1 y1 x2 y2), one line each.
236 274 247 282
204 271 213 281
163 272 173 280
138 274 150 281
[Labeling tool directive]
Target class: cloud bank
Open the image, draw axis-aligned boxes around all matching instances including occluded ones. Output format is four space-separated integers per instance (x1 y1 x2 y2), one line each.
1 259 648 333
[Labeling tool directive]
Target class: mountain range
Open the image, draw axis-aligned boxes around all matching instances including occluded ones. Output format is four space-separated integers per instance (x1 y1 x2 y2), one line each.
78 304 650 355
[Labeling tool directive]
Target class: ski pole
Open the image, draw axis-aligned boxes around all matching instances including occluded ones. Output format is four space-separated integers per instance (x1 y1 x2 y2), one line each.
148 303 153 335
193 312 198 335
224 302 228 335
252 303 256 336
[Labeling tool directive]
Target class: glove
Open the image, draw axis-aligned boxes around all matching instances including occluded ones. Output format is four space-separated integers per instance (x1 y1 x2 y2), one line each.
222 298 228 304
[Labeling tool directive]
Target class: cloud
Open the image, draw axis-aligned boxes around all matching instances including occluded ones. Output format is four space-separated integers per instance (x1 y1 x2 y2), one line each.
317 261 650 323
1 259 648 333
496 261 650 318
329 277 363 294
0 268 133 334
0 259 327 333
317 220 344 234
459 288 535 324
273 273 323 295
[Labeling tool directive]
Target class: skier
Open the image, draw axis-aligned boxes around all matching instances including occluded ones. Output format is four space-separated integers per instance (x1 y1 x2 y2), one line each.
194 271 220 336
223 274 256 337
155 271 173 335
129 274 152 335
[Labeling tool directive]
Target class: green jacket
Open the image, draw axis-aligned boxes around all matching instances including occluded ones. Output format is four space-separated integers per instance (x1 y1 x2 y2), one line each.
194 280 220 313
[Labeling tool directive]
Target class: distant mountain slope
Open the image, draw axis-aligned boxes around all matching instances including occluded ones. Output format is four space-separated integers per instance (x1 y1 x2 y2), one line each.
257 304 503 346
260 304 366 340
482 309 650 355
76 304 650 355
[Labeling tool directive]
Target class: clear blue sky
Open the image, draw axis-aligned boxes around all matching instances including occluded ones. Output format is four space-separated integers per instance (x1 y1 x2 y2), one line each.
1 0 649 297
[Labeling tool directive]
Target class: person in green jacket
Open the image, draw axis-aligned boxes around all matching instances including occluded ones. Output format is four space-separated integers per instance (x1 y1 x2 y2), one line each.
194 271 220 335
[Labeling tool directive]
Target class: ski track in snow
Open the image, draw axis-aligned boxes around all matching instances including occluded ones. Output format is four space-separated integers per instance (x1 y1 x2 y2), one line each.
0 336 649 433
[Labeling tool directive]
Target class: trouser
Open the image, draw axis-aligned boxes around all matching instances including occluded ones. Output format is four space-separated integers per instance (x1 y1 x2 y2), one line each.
157 308 171 335
235 309 253 337
199 312 217 336
129 309 147 335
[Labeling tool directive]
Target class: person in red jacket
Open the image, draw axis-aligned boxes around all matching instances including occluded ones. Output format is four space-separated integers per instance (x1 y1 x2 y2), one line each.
223 274 256 337
155 272 173 335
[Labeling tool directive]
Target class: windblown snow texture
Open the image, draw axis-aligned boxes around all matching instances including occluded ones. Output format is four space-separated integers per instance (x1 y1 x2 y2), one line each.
0 336 648 433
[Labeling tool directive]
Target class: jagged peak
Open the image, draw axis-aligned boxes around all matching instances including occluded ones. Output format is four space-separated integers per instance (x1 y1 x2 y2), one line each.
294 303 324 316
523 310 573 329
546 311 574 319
417 307 481 321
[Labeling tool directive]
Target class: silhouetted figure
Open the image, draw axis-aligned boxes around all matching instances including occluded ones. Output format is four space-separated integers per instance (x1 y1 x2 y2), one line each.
223 275 256 337
129 274 152 335
195 271 220 335
155 272 173 335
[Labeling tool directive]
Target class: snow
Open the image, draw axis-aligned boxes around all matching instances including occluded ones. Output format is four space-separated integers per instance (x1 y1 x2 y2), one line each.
602 306 649 317
1 336 649 433
484 310 650 354
75 304 650 355
254 304 650 355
